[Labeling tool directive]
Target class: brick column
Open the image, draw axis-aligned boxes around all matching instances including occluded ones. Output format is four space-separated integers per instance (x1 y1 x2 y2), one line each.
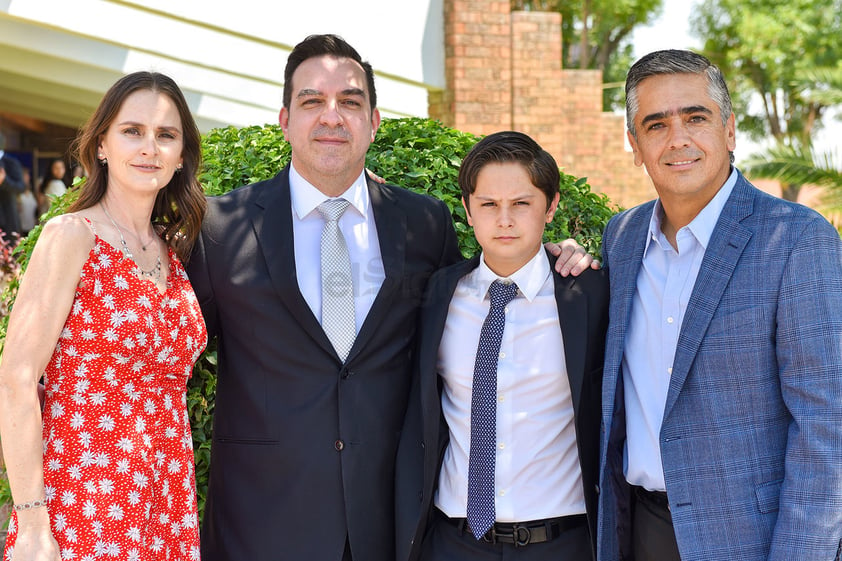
438 0 512 134
435 0 656 209
510 11 564 158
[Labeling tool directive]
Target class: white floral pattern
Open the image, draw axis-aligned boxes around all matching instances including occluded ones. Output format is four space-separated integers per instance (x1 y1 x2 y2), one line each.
4 235 207 561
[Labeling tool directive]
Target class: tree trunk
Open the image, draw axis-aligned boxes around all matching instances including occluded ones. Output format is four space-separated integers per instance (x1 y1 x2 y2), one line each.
579 0 590 69
781 182 802 202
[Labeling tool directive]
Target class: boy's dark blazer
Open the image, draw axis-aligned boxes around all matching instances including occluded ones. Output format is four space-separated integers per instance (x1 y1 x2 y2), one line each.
396 249 609 561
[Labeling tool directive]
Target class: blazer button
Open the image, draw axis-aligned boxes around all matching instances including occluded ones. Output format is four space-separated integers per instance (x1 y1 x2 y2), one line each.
335 439 345 451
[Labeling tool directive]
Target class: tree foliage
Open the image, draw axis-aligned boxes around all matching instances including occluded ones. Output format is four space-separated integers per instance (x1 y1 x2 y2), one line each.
743 66 842 215
691 0 842 200
511 0 664 109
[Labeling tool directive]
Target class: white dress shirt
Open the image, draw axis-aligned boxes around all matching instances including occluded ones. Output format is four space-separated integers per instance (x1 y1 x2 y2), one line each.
435 248 585 521
623 168 738 491
289 164 385 333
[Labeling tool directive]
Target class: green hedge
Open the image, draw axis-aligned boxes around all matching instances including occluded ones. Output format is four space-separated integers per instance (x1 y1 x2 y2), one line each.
1 117 620 523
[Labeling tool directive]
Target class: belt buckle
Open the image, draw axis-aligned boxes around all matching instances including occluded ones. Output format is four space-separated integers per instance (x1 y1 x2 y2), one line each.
480 522 532 546
513 524 531 547
481 526 496 544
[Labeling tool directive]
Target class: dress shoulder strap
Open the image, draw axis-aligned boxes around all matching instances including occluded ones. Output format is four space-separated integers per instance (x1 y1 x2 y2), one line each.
82 216 98 237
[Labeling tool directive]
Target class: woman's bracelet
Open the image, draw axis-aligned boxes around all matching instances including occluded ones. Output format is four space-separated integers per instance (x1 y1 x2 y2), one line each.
13 498 48 511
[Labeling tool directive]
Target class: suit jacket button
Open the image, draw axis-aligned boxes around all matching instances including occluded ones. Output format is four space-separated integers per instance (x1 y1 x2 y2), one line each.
335 439 345 451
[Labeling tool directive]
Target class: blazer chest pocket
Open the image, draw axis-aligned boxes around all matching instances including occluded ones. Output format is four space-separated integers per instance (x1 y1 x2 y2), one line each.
755 478 782 513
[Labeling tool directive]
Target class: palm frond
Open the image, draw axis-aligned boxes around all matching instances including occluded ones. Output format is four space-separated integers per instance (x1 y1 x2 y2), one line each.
792 67 842 106
744 144 842 189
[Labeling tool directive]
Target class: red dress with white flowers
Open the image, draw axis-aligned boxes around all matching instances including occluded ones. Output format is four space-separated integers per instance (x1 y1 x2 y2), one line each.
4 231 207 561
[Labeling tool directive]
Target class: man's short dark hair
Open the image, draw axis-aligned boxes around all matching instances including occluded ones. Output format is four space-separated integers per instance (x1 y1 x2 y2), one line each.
283 34 377 111
459 131 560 212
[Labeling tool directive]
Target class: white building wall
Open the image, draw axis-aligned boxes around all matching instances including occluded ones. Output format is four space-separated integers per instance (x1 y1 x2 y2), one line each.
0 0 445 131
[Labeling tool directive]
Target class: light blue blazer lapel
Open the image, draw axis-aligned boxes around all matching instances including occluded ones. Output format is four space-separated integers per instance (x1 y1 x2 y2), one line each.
663 175 755 421
604 204 652 384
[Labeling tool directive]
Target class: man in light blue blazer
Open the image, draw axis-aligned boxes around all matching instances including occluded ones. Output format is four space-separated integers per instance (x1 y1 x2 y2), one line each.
597 49 842 561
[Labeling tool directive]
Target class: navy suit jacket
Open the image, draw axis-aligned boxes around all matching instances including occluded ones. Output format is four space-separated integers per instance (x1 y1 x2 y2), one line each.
187 166 462 561
396 250 609 561
597 171 842 561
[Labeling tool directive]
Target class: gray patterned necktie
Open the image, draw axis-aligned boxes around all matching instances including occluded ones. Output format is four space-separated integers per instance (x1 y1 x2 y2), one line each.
467 279 519 538
318 199 355 362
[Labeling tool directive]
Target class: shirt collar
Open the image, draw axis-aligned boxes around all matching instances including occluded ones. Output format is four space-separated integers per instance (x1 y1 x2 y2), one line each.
469 247 549 303
289 163 370 220
644 166 739 254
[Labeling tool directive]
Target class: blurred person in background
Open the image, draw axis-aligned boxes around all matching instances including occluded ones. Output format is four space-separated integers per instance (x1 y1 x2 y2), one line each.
36 158 68 216
71 162 86 184
17 167 38 236
0 130 26 238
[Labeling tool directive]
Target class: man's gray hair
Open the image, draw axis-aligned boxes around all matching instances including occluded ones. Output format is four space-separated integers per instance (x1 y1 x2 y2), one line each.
625 49 732 140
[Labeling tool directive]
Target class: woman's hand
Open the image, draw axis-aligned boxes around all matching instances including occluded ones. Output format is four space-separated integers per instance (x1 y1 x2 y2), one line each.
9 518 61 561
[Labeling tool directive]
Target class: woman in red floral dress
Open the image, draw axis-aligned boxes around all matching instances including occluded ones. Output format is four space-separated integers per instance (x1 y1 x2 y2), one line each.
0 71 207 561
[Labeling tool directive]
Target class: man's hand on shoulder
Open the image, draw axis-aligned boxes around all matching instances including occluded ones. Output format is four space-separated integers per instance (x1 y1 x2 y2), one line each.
366 169 386 184
545 239 601 277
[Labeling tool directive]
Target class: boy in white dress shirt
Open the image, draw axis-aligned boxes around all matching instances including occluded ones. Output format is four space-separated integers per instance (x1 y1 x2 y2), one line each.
396 131 610 561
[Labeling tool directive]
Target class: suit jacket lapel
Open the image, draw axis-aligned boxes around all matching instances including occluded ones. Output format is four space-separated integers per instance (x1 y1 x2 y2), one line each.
605 205 652 382
254 168 337 357
348 178 407 360
663 175 754 420
549 250 589 413
369 178 407 282
423 257 481 454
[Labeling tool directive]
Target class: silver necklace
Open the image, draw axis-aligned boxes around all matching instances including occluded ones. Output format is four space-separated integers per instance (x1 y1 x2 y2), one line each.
101 202 162 282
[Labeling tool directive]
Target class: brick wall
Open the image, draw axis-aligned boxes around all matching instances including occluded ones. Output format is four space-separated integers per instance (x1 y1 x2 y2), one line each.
434 0 656 209
442 0 513 134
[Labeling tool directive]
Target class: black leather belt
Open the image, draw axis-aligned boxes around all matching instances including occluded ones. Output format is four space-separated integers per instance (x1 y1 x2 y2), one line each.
633 485 670 512
437 508 587 546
